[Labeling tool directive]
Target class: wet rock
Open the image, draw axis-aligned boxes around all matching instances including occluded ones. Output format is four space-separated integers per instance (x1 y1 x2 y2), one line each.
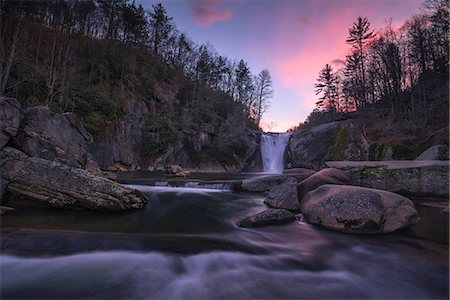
237 209 295 228
300 184 419 234
0 205 15 215
416 145 449 160
1 147 148 211
165 164 190 177
0 97 23 148
325 161 449 197
297 168 351 199
264 177 300 211
241 171 316 193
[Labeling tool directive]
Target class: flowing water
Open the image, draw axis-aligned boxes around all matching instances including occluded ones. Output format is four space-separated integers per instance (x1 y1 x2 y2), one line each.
260 133 291 173
1 182 448 299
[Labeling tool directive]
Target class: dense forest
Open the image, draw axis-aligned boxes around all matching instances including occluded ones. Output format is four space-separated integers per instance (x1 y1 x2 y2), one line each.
297 0 448 147
0 0 273 169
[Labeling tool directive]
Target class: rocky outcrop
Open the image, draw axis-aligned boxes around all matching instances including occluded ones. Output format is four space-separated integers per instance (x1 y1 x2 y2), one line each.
416 145 449 160
90 97 148 169
289 121 342 168
264 177 300 211
0 97 23 148
325 161 449 197
1 147 148 211
297 168 352 199
288 120 433 167
13 106 98 171
241 170 316 192
237 209 295 227
300 184 419 234
165 164 190 177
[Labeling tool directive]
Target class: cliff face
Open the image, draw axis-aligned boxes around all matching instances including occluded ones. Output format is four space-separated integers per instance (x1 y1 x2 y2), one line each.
288 119 449 169
89 97 149 170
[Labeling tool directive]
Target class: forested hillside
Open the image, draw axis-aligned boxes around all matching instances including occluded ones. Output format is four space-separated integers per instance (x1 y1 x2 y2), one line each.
0 1 274 170
295 0 449 154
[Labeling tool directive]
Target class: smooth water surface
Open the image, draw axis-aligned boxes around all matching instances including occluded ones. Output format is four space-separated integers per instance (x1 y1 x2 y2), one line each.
1 184 448 299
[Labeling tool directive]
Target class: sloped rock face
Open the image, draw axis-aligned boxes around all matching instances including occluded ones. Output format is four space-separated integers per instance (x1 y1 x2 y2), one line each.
264 177 300 211
237 209 295 228
13 106 98 171
0 97 23 148
288 121 342 168
325 161 449 197
300 184 419 234
297 168 352 199
90 97 148 169
1 147 148 211
416 145 449 160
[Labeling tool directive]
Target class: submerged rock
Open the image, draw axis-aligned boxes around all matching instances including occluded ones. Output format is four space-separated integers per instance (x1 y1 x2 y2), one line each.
237 209 295 227
416 145 449 160
1 147 148 211
297 168 351 199
300 184 419 234
264 177 300 211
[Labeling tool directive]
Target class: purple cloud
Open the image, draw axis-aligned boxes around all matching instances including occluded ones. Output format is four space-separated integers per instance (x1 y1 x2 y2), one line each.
188 0 234 27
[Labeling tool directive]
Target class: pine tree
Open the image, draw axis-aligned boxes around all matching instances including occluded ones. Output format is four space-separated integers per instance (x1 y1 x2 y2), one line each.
346 16 374 106
314 64 339 111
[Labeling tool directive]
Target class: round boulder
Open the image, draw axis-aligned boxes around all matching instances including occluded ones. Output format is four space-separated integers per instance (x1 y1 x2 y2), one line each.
264 177 300 211
300 184 419 234
297 168 351 199
237 209 295 228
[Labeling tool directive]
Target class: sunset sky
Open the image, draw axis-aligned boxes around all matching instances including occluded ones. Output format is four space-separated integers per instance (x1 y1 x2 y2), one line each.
141 0 423 132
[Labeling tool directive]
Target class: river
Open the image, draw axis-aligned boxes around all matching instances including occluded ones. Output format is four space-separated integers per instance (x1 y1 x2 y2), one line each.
1 180 448 299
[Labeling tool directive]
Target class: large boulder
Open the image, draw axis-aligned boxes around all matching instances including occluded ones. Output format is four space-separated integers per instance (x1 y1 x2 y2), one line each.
13 106 98 171
241 170 316 192
237 209 295 228
264 177 300 211
300 184 419 234
416 145 449 160
325 161 449 197
297 168 351 199
1 147 148 211
0 97 23 148
90 97 148 169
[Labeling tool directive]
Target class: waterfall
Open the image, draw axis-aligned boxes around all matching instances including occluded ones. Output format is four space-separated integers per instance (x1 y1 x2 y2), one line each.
260 132 291 173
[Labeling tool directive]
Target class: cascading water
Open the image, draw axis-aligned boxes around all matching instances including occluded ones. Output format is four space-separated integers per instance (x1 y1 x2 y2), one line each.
260 132 291 173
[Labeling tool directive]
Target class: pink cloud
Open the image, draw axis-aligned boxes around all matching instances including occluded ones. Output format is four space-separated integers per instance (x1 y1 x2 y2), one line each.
188 0 234 27
270 0 422 108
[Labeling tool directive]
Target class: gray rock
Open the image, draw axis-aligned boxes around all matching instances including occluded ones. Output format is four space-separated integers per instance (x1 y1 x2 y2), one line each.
264 177 300 211
0 205 15 215
416 145 449 160
13 106 99 171
300 184 419 234
297 168 352 199
90 97 148 168
241 175 289 192
0 97 23 148
241 171 316 192
325 161 449 197
237 209 295 227
1 147 148 211
289 121 341 167
283 168 316 176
